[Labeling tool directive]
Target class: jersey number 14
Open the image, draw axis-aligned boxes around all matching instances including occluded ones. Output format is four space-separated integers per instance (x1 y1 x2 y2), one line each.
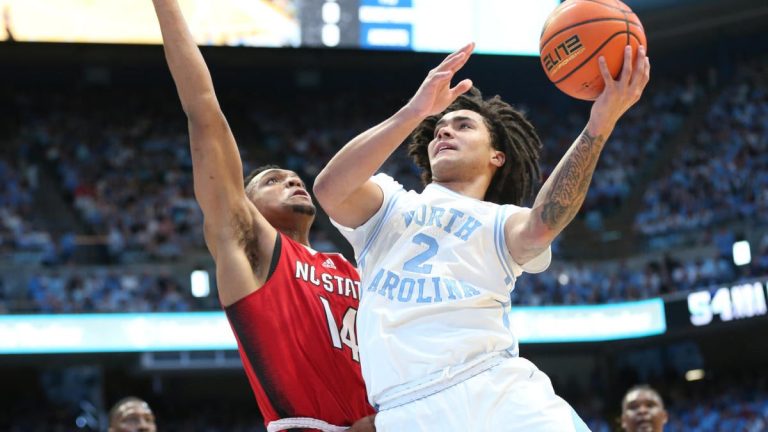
319 296 359 362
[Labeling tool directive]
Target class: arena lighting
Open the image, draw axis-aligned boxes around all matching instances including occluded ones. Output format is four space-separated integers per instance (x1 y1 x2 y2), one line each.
0 300 667 354
733 240 752 266
557 273 570 285
1 0 559 55
685 369 705 381
321 0 341 47
190 270 211 298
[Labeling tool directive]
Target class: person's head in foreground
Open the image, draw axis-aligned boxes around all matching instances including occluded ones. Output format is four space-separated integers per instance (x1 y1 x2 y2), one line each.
108 397 157 432
409 87 543 206
621 384 668 432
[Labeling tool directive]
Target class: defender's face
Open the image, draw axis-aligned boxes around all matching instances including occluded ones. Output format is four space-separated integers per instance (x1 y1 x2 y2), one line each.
110 401 156 432
428 110 503 181
247 169 315 220
621 390 668 432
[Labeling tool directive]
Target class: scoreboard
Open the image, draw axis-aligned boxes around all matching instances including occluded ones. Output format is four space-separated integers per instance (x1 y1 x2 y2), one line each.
0 0 559 56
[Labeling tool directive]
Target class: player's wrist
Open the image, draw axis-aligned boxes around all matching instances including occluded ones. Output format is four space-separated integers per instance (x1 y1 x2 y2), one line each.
585 112 617 138
395 104 431 127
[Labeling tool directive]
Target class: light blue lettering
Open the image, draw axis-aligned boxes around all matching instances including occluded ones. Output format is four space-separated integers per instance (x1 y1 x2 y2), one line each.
443 208 465 233
402 210 415 227
367 268 385 292
398 278 416 302
432 277 443 303
416 278 432 303
426 207 445 228
414 205 427 226
444 278 463 300
454 216 482 241
379 271 400 300
460 281 481 298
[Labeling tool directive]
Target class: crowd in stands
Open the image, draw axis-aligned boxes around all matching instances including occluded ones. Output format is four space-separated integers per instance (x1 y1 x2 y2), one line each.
2 67 704 267
514 239 765 306
5 396 267 432
667 390 768 431
0 57 764 311
20 270 198 314
0 155 55 262
635 57 768 248
1 227 764 313
14 90 206 264
534 75 700 230
6 372 766 431
581 392 768 432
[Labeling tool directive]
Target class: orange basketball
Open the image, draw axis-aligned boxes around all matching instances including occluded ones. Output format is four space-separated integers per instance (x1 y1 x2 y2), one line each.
539 0 647 101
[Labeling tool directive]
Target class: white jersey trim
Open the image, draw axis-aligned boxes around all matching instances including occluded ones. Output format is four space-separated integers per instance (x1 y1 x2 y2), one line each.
359 188 404 265
494 205 517 286
267 417 347 432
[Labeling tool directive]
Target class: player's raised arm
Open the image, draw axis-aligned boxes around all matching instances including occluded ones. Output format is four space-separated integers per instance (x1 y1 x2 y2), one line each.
505 46 650 266
152 0 276 305
152 0 245 223
313 43 475 229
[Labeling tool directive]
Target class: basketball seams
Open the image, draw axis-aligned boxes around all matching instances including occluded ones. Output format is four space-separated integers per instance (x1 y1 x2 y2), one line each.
622 10 629 46
540 0 645 99
552 30 628 85
550 30 644 85
539 17 642 50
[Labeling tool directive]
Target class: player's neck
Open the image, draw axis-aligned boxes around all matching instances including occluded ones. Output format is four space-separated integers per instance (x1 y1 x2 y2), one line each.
280 228 311 247
432 176 490 201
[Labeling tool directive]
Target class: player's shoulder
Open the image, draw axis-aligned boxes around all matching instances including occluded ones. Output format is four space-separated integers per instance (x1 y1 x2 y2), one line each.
318 250 354 265
280 235 356 268
317 251 359 273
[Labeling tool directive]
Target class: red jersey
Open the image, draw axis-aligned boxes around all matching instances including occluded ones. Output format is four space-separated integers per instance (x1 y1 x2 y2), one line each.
225 232 375 430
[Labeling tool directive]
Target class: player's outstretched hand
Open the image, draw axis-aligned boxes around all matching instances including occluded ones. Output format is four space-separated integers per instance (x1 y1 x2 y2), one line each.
590 45 650 128
403 42 475 118
347 414 376 432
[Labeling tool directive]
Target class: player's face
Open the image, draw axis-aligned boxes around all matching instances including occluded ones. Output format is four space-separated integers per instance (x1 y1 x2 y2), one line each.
248 169 316 221
111 401 156 432
621 390 668 432
428 110 504 182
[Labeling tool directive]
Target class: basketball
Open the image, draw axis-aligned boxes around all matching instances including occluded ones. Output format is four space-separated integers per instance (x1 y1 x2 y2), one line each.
539 0 647 101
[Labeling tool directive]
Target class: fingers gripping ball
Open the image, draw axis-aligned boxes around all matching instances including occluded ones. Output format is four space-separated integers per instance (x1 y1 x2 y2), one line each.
539 0 647 100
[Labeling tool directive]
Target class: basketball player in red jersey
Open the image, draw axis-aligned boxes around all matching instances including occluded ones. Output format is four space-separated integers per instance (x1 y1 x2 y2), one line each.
151 1 375 431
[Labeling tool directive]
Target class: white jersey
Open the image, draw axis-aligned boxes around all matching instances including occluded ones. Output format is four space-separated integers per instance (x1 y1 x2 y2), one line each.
332 174 551 406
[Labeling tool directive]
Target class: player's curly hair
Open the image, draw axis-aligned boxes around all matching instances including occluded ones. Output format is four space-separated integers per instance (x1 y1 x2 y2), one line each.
408 87 543 206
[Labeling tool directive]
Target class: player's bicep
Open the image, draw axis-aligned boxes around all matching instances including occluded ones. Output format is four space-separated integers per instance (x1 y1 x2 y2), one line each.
205 202 278 306
214 243 263 307
504 208 550 267
323 179 384 229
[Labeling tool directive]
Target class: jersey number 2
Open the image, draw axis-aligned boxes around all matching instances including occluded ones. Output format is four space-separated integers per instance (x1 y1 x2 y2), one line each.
403 233 439 274
319 296 359 362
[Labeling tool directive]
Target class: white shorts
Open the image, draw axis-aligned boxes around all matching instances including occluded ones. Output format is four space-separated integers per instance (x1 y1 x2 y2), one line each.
374 357 591 432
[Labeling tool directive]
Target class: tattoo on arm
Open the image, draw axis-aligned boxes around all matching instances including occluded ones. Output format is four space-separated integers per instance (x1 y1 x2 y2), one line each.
540 129 605 230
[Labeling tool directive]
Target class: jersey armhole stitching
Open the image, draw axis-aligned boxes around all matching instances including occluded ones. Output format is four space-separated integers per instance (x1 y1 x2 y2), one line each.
494 205 516 288
266 231 282 281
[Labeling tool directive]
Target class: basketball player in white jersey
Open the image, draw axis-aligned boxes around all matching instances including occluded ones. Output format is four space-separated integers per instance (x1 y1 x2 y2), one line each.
313 42 650 431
